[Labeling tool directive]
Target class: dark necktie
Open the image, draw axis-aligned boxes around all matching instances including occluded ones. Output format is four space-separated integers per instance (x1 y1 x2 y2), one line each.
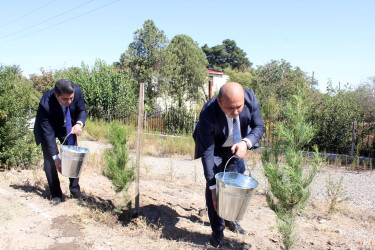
65 106 75 145
233 117 245 172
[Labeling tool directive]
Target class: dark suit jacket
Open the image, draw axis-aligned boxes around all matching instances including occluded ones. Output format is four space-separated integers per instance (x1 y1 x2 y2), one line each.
193 89 264 186
34 84 87 157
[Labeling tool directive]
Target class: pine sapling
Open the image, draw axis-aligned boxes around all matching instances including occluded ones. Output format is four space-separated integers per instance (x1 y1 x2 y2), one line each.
262 93 322 250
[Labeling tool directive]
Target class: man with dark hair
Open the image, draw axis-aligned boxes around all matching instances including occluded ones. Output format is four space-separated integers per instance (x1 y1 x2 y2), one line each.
194 82 264 247
34 79 87 205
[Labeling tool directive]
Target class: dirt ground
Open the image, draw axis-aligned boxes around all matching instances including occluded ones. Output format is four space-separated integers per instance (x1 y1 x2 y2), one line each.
0 140 374 249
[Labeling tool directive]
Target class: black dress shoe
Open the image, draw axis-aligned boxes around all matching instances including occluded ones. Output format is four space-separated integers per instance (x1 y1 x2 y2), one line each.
225 221 247 234
70 192 88 200
51 197 62 206
209 231 224 248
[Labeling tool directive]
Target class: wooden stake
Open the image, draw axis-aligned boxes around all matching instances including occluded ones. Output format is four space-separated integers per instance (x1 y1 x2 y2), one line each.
135 82 144 216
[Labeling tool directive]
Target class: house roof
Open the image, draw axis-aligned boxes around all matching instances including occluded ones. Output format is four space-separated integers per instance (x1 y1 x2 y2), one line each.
207 69 223 75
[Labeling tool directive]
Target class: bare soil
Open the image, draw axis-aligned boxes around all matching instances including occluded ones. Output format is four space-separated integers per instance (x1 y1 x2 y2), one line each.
0 140 374 249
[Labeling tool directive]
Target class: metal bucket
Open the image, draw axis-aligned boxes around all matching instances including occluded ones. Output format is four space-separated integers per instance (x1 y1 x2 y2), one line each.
60 145 89 178
215 156 258 221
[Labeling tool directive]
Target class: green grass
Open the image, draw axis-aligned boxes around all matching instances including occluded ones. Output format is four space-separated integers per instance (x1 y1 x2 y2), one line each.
83 118 110 141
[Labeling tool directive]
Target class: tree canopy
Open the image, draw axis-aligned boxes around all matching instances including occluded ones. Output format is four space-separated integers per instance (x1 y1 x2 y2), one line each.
352 77 375 122
116 20 168 104
161 34 208 106
254 59 312 114
202 39 252 71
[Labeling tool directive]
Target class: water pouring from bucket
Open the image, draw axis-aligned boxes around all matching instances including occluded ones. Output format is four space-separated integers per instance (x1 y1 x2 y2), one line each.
215 155 258 221
60 132 90 178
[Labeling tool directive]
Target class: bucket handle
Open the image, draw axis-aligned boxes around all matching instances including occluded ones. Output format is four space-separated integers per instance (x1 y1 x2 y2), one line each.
222 154 252 183
61 132 78 146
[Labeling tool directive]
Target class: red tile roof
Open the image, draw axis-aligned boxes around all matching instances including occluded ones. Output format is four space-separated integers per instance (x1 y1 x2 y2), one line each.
207 69 223 74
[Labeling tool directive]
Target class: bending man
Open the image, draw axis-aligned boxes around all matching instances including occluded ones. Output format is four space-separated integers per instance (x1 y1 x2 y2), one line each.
193 82 264 247
34 79 87 205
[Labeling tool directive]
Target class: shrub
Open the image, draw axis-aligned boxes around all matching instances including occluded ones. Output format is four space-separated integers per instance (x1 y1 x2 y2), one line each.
54 60 138 121
307 82 363 154
0 65 40 169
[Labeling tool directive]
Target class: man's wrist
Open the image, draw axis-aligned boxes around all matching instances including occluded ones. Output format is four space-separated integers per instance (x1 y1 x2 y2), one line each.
76 121 83 127
52 154 59 160
242 138 252 150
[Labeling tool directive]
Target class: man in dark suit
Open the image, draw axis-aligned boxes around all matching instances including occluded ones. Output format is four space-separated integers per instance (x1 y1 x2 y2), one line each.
194 82 264 247
34 79 87 205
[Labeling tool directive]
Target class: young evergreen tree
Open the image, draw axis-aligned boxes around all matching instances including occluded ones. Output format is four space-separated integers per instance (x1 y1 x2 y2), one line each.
262 90 322 249
103 122 135 193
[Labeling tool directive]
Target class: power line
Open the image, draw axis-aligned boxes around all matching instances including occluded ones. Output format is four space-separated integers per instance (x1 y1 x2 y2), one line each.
0 0 56 28
0 0 96 40
0 0 121 45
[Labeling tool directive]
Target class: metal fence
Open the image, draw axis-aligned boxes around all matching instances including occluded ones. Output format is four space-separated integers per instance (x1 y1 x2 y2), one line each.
119 107 197 135
355 121 375 158
262 119 375 158
102 108 375 158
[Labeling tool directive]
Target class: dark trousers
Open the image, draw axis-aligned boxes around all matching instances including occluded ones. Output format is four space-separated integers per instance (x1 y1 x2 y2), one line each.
41 143 80 198
205 147 245 233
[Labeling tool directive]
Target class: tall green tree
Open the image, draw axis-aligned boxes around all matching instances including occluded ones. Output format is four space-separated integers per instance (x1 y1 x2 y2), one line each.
202 39 251 71
161 34 208 106
307 82 363 154
254 59 313 113
224 68 257 91
29 68 55 95
118 20 168 104
352 77 375 123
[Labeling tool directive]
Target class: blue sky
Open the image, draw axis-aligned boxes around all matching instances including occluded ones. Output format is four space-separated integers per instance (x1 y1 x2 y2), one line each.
0 0 374 92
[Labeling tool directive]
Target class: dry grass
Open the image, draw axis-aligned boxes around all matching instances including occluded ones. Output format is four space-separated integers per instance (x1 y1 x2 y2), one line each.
84 152 106 174
88 119 196 158
127 216 163 240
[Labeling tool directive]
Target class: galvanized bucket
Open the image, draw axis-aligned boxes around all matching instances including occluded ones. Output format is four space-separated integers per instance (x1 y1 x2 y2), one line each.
215 156 258 221
60 133 89 178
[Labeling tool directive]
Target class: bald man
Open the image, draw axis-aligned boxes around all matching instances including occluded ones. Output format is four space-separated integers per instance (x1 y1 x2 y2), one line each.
193 82 264 247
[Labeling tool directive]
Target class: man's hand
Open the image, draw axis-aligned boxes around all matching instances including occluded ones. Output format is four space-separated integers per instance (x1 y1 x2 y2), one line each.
71 123 82 135
54 157 62 173
231 141 247 159
211 189 218 212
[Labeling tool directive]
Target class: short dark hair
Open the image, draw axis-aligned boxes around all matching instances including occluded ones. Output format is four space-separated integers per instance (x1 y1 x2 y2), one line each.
55 79 75 96
218 87 224 102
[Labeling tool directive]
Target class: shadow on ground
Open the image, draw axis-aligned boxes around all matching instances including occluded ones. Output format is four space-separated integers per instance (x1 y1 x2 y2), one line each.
10 184 50 200
10 184 251 249
137 204 251 249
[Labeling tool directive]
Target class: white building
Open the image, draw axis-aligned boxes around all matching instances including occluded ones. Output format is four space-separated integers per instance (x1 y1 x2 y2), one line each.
154 69 229 111
206 69 229 99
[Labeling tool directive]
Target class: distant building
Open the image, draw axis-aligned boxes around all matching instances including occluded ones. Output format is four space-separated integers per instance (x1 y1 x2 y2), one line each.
114 67 229 110
206 69 229 99
153 69 229 111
